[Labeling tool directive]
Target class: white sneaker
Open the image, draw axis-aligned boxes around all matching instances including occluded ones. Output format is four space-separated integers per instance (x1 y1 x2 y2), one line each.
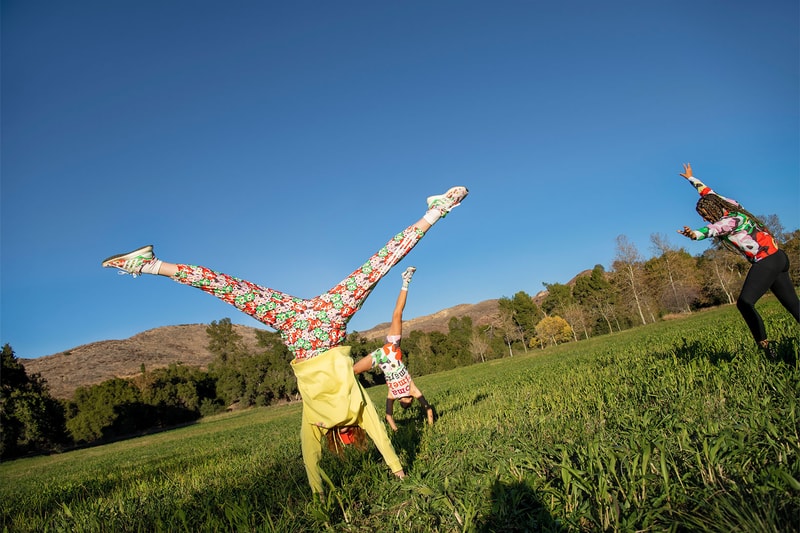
426 186 469 217
102 245 155 277
401 266 416 288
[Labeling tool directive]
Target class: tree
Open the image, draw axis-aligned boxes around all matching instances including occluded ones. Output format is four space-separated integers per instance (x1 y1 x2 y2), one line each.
647 233 700 314
469 327 491 363
1 344 68 459
206 318 248 362
696 247 746 306
573 265 618 335
66 378 145 443
494 305 521 357
426 331 453 373
781 230 800 285
761 213 787 245
541 283 588 341
562 304 589 341
447 316 474 367
498 292 542 353
540 283 573 317
208 323 296 408
136 363 219 419
611 235 652 325
252 330 296 403
534 316 573 347
402 330 438 376
207 318 253 406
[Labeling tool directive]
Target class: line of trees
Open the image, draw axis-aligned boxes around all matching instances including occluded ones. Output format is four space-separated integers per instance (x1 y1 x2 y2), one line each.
493 228 799 352
2 228 797 459
1 322 298 459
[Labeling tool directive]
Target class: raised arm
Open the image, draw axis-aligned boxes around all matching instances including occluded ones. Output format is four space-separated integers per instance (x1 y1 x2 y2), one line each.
387 266 416 338
680 162 715 197
353 266 416 375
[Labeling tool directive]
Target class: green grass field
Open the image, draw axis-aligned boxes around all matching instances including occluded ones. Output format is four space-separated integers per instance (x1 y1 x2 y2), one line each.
2 301 798 532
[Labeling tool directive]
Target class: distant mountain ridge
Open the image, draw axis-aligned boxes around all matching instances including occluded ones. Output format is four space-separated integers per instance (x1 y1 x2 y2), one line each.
22 299 504 400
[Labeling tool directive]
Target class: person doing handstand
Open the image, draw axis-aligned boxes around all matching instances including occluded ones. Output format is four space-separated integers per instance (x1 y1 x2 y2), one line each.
102 186 468 493
677 163 799 357
353 266 434 431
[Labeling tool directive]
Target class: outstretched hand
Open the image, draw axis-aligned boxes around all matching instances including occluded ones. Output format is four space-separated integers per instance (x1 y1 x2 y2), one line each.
679 163 693 179
678 226 696 240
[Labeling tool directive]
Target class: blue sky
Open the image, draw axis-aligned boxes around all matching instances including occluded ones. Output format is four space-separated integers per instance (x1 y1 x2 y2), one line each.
2 1 798 360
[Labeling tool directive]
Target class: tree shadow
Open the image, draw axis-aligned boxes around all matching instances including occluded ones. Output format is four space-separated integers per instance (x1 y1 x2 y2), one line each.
475 478 562 532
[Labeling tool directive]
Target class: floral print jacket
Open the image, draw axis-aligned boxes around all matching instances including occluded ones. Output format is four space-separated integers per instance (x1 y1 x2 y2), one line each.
686 175 778 263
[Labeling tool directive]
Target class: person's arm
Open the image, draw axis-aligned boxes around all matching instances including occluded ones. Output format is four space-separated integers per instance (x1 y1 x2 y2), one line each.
387 266 416 338
299 415 326 494
678 226 702 240
352 354 374 375
680 163 740 205
679 217 739 241
388 285 409 338
385 397 398 431
679 162 714 197
416 394 434 425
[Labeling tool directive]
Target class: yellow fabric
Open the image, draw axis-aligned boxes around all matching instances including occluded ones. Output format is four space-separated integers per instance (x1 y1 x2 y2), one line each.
291 346 402 493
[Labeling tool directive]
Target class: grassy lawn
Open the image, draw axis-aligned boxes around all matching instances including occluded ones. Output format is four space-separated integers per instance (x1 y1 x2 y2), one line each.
2 301 798 532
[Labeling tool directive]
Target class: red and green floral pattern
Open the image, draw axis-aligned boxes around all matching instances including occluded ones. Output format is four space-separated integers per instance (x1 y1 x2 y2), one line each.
172 227 425 360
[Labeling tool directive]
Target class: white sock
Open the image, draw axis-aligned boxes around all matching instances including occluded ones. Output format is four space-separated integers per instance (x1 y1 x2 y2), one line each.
140 259 162 276
423 209 442 225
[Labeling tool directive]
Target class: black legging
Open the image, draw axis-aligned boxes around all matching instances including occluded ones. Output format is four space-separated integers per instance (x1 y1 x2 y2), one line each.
736 249 800 343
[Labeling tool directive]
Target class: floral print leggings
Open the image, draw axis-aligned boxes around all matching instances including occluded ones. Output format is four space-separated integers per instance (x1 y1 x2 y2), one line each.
171 226 425 361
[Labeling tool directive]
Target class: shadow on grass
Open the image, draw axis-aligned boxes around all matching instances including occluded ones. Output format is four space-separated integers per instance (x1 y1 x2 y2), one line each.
435 391 490 417
670 338 737 365
392 415 430 471
156 454 318 531
476 478 562 533
389 391 491 471
669 336 797 366
773 337 798 365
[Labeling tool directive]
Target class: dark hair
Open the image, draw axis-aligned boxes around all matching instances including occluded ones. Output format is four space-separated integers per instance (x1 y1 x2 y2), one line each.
696 194 767 229
399 396 414 410
324 426 367 456
696 194 771 255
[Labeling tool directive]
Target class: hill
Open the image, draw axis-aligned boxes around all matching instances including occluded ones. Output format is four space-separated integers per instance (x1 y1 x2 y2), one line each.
20 324 262 401
352 298 501 339
21 299 504 400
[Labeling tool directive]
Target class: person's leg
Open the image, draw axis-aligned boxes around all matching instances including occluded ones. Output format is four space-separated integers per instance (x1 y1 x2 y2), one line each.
168 264 302 328
768 250 800 323
102 186 468 359
167 263 344 359
102 247 311 355
737 253 783 344
309 186 467 348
